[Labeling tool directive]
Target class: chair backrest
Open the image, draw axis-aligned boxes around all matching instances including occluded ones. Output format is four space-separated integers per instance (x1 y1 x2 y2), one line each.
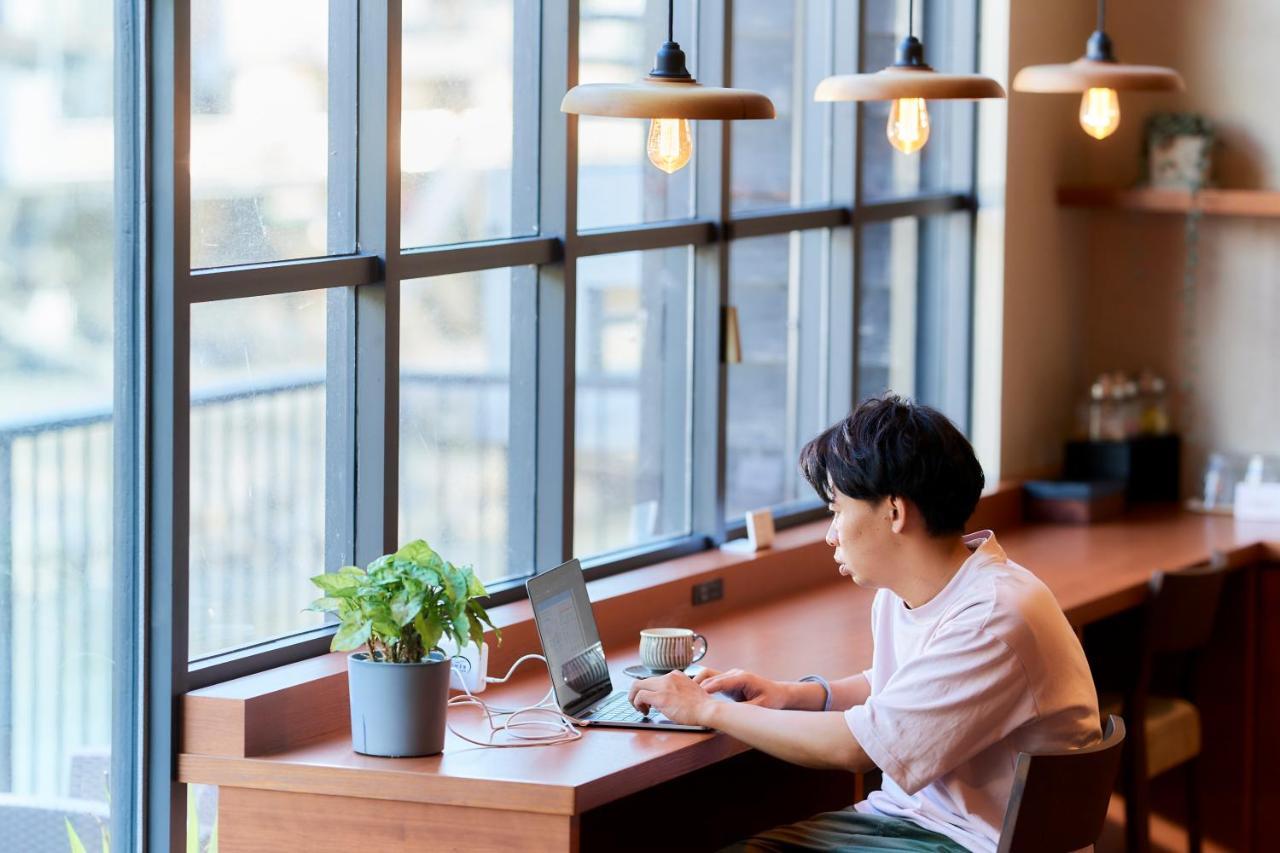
997 715 1126 853
1145 564 1227 656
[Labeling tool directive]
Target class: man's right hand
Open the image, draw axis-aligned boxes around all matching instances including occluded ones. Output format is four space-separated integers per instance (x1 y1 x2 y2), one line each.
691 667 793 709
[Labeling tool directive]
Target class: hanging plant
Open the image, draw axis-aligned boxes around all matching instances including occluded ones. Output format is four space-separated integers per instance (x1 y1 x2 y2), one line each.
1141 113 1215 446
1143 112 1215 190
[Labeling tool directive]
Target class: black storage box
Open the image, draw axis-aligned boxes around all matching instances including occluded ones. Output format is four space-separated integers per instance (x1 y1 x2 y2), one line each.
1063 434 1181 503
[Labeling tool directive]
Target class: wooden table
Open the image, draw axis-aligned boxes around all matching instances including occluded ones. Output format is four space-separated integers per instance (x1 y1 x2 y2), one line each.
179 509 1280 851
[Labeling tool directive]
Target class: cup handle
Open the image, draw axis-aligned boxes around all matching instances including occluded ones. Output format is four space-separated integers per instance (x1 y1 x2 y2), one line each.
691 634 708 664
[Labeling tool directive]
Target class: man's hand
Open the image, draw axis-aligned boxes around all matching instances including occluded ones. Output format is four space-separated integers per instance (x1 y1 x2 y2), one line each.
628 671 716 726
691 667 792 709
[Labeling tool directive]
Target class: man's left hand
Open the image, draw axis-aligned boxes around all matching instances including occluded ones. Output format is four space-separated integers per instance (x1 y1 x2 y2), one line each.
628 671 715 727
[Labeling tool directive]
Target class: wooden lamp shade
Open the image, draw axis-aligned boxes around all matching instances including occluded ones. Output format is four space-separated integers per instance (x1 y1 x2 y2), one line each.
561 79 775 121
815 67 1006 102
1013 59 1184 94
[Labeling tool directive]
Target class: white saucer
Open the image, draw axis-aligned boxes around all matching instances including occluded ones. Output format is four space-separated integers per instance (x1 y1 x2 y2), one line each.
623 664 676 679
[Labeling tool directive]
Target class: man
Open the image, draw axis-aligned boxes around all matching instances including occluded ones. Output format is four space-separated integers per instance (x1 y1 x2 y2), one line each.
629 395 1100 852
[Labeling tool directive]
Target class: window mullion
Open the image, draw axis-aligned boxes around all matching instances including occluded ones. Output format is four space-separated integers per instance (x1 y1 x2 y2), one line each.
325 0 359 577
353 0 402 564
828 0 857 420
147 0 191 849
533 0 577 572
112 0 144 849
690 0 730 543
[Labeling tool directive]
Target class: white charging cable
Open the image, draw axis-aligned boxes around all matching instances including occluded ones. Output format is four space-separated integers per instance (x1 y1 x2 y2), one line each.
446 653 584 748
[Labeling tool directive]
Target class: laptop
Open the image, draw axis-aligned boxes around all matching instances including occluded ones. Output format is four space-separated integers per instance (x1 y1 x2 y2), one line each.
527 558 712 731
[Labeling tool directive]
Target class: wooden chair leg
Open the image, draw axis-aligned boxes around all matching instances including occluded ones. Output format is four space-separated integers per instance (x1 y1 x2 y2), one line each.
1122 740 1151 853
1185 757 1202 853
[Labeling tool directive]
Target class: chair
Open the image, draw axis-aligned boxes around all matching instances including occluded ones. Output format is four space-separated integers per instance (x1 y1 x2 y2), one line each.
1099 563 1226 853
997 714 1126 853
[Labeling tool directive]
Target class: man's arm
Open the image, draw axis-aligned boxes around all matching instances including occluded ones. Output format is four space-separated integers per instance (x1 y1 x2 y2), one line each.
698 670 871 712
630 672 876 773
702 701 876 773
787 673 870 712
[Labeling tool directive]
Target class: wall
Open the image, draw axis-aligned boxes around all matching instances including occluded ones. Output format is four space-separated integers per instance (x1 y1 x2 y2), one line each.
1076 0 1280 489
995 0 1098 479
996 0 1280 487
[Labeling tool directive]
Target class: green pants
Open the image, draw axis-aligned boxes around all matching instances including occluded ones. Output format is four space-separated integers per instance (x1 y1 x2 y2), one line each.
719 809 969 852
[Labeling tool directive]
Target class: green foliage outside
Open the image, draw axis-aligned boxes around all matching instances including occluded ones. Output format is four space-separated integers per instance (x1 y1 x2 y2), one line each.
66 785 217 853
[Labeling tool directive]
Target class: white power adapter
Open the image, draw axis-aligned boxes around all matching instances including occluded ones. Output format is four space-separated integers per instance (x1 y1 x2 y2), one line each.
438 637 489 694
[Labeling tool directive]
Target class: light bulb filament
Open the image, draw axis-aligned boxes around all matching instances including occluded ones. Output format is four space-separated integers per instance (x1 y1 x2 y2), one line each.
1079 87 1120 140
647 117 694 173
887 98 930 155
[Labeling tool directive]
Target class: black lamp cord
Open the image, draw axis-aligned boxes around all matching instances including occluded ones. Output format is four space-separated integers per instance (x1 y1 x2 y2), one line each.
908 0 915 39
649 0 692 79
1086 0 1115 61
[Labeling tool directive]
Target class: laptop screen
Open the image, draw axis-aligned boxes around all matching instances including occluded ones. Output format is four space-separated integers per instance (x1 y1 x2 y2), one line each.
526 559 612 714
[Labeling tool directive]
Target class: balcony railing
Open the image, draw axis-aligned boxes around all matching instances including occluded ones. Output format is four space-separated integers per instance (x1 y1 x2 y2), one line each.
0 367 673 801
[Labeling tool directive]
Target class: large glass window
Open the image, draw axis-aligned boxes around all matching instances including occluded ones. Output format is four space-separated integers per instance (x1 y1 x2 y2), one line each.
574 249 693 556
401 0 537 248
398 269 527 584
188 292 328 659
191 0 335 268
577 0 697 230
121 0 984 842
0 0 124 846
860 0 977 202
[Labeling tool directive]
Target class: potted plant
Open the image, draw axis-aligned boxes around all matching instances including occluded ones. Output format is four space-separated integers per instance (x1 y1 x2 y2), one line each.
1144 112 1214 191
309 540 499 757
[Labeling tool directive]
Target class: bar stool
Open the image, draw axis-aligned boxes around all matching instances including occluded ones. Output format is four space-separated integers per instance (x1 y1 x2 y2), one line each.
1098 564 1226 853
997 715 1126 853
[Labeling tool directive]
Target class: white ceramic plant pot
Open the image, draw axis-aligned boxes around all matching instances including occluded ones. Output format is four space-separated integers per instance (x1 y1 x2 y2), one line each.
1148 134 1212 190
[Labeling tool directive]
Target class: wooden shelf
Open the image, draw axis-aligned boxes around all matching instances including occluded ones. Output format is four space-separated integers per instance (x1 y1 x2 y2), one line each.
1058 186 1280 218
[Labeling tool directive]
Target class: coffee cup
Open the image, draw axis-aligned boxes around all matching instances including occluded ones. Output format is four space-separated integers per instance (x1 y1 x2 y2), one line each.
639 628 708 672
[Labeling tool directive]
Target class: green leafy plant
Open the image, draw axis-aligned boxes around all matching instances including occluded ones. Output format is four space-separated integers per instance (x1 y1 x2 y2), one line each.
66 784 217 853
309 540 499 663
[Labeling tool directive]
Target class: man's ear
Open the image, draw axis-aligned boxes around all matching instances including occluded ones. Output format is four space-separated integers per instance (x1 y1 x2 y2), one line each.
887 495 908 535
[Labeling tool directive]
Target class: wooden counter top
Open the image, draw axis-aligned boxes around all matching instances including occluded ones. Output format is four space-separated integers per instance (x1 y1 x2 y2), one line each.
178 509 1280 818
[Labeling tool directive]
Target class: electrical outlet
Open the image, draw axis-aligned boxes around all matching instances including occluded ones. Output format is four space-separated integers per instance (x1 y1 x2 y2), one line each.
692 577 724 606
438 637 489 693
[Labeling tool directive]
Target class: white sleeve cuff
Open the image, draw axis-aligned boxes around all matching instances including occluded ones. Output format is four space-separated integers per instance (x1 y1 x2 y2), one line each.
845 703 920 794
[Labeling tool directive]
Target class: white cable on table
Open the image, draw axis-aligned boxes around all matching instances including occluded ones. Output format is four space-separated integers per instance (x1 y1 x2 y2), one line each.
446 653 584 749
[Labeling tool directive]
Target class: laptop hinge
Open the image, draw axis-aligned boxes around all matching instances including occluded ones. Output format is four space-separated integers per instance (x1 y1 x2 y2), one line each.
566 683 611 717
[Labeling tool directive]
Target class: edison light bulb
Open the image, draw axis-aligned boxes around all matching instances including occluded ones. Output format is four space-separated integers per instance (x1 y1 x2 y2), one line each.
1079 87 1120 140
887 98 930 155
647 117 693 173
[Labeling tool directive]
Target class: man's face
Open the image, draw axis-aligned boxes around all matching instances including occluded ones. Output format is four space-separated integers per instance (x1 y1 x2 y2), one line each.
824 487 894 588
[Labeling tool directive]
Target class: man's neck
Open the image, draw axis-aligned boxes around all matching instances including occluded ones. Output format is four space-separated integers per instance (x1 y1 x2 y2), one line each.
895 535 975 610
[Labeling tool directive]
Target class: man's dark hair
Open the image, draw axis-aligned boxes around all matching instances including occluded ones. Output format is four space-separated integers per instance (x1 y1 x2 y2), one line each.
799 394 985 536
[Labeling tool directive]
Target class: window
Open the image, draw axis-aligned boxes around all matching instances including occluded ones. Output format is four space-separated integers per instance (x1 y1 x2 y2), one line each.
191 0 337 268
155 0 981 667
120 0 982 844
577 0 697 229
574 248 693 556
401 0 538 248
398 269 530 584
0 0 140 848
189 292 328 659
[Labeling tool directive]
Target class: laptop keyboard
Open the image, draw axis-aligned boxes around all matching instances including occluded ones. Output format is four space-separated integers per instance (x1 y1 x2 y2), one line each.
588 691 651 722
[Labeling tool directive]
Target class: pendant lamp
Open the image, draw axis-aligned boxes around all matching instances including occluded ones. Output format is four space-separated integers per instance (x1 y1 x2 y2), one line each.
561 0 775 174
814 0 1005 155
1012 0 1183 140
